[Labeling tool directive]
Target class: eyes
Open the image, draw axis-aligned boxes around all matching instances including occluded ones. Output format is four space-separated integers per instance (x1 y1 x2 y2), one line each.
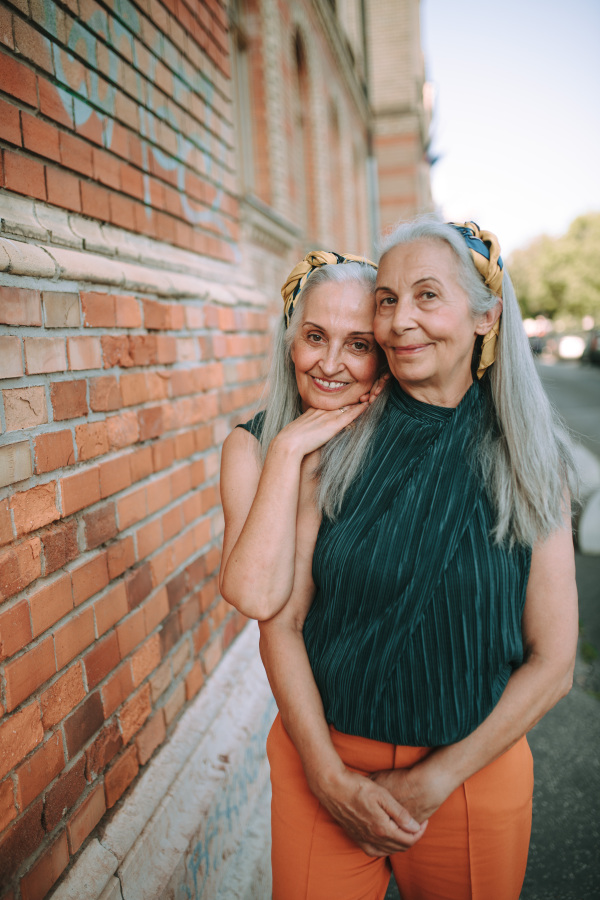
377 290 437 309
305 331 372 353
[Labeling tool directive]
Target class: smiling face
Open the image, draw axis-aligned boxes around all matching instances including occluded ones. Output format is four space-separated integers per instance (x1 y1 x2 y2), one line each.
374 240 499 407
290 280 380 411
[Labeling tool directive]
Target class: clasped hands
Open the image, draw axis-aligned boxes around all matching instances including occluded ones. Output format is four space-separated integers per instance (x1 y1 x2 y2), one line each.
311 761 451 858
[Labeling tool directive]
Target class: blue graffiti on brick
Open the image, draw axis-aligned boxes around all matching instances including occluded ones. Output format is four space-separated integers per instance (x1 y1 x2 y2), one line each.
38 0 235 248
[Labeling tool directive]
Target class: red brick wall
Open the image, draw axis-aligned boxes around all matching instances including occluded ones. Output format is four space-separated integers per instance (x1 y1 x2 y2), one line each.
0 0 238 261
0 275 267 897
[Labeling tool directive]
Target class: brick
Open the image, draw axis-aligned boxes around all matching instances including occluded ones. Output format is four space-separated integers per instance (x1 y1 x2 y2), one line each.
0 440 32 487
115 295 141 328
46 166 82 211
41 519 78 574
0 50 37 106
4 148 46 199
0 538 42 601
135 709 165 766
106 411 139 449
43 755 87 832
67 784 106 853
0 96 21 145
125 562 152 611
63 691 104 759
10 481 59 536
129 335 158 367
13 16 53 73
4 636 56 711
22 113 60 161
0 703 43 781
93 147 120 189
83 502 117 550
34 430 75 474
30 572 73 637
40 78 74 128
0 778 16 838
85 721 122 779
119 371 148 406
143 587 169 634
61 467 101 515
130 633 161 687
0 599 32 662
99 454 132 498
71 552 109 605
59 130 93 176
130 446 153 483
0 335 23 377
136 518 163 559
185 659 204 701
84 631 120 689
67 335 103 371
75 421 109 461
42 291 81 327
117 485 147 530
16 733 64 810
107 536 134 579
40 663 86 730
101 335 132 368
50 379 87 420
81 179 111 220
20 831 69 900
101 661 133 717
119 683 151 744
89 375 122 411
24 336 67 374
0 799 44 884
94 581 127 636
163 681 185 726
116 606 145 658
81 292 116 328
54 608 95 669
104 745 138 808
4 385 47 430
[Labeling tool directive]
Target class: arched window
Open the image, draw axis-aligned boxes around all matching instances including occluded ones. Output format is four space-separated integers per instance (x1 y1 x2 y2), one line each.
290 29 315 241
328 100 345 248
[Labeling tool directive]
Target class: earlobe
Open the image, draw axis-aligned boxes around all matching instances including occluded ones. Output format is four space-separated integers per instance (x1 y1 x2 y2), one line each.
475 299 503 335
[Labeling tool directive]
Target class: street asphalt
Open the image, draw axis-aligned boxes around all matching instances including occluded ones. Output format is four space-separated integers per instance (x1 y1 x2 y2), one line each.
385 360 600 900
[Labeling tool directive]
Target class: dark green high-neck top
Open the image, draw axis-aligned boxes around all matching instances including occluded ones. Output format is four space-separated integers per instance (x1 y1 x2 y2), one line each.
303 379 531 747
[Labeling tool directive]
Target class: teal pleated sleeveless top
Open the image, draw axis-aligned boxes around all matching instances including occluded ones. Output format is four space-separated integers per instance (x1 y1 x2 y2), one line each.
239 380 531 747
304 379 531 747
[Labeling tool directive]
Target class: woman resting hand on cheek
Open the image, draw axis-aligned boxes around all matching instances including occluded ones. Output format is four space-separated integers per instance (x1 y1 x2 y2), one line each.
219 252 420 859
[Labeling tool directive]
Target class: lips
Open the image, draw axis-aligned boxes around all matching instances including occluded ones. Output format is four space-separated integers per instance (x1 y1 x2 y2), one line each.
312 376 351 391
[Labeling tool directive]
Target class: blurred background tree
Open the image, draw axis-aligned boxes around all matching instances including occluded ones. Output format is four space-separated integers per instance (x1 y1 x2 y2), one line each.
508 212 600 322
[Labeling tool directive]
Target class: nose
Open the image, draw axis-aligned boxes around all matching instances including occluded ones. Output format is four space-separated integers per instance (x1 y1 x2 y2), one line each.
390 297 415 335
319 342 345 376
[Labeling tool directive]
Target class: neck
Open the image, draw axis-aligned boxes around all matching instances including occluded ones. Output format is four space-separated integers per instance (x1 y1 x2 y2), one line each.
396 373 474 408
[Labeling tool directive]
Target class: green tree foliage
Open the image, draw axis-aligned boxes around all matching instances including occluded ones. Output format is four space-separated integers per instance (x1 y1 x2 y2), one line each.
508 213 600 321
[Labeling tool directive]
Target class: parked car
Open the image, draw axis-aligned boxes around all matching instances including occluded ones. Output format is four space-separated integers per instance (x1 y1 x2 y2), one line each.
583 329 600 366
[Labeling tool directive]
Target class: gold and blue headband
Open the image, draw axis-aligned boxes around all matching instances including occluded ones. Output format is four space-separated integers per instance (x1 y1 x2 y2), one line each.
449 221 503 379
281 250 377 328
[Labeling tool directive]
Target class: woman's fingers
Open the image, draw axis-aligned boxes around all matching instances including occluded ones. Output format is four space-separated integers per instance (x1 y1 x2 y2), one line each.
358 372 391 404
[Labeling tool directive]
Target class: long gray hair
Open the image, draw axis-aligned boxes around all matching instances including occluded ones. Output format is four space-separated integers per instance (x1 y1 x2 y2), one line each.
258 262 389 519
379 217 579 546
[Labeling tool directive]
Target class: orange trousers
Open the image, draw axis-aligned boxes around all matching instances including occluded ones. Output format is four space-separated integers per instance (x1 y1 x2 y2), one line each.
267 714 533 900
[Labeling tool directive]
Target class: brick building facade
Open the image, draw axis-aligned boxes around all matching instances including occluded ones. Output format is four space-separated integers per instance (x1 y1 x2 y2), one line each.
0 1 431 897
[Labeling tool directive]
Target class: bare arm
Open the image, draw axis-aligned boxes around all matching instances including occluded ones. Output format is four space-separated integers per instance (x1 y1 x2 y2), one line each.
259 481 427 856
219 404 366 619
373 520 578 821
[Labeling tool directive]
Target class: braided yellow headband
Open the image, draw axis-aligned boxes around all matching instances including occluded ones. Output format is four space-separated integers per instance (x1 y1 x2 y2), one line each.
449 222 504 379
281 250 378 328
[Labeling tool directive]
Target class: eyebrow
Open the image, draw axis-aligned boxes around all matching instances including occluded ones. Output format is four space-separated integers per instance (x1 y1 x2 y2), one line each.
375 276 443 293
302 321 374 336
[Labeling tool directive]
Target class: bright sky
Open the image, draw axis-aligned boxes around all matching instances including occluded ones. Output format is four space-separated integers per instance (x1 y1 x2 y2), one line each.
421 0 600 256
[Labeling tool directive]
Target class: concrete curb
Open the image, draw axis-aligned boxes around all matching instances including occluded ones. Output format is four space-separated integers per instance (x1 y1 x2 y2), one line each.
50 623 276 900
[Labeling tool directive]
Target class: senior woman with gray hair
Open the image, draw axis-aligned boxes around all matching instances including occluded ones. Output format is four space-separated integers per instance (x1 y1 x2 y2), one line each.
220 221 578 900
